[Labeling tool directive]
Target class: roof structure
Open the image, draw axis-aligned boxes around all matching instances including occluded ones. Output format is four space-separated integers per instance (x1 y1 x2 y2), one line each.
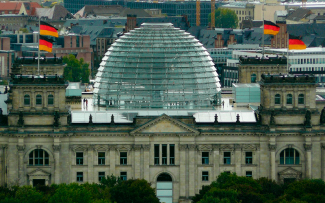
287 8 312 21
36 5 74 20
94 23 221 109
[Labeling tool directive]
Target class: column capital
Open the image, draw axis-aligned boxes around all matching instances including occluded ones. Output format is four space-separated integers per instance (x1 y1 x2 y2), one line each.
16 145 25 152
187 144 197 150
142 144 150 151
179 144 188 150
52 145 61 152
268 144 277 151
304 144 312 151
133 144 142 151
0 144 8 149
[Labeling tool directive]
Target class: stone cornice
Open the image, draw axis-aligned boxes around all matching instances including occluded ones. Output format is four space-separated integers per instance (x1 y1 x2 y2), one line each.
70 144 89 152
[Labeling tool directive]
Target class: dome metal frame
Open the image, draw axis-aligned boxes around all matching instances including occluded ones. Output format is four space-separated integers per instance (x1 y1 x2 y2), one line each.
94 23 221 109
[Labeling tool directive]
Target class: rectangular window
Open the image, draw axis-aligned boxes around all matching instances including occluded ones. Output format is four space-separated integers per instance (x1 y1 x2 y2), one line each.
162 144 167 165
202 152 209 164
170 144 175 165
224 152 231 164
154 144 159 165
245 152 253 164
98 152 105 165
120 172 127 181
120 152 127 165
98 172 105 182
77 172 83 182
202 171 209 181
76 152 83 165
246 171 252 178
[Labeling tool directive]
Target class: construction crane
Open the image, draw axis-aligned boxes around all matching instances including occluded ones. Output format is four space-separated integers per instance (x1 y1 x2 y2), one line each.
196 0 200 26
211 0 215 28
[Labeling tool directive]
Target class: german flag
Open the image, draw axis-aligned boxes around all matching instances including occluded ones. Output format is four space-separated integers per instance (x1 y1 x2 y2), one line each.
264 20 280 35
40 21 58 38
289 35 306 50
39 36 54 52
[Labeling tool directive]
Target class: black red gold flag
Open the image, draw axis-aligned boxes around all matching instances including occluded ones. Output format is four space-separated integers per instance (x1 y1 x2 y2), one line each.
40 21 58 38
289 35 306 50
39 35 54 52
264 20 280 35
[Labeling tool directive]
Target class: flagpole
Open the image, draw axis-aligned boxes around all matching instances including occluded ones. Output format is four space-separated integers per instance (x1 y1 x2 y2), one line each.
38 16 40 76
262 5 265 58
287 31 289 71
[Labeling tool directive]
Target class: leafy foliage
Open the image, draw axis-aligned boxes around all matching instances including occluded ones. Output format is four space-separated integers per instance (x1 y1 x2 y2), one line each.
63 54 90 83
209 8 239 28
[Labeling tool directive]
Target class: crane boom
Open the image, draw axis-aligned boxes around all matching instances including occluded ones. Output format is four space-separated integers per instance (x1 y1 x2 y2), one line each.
211 0 215 28
196 0 200 26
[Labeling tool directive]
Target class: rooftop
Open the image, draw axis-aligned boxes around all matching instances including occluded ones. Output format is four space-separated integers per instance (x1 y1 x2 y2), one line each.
239 56 287 65
260 74 316 85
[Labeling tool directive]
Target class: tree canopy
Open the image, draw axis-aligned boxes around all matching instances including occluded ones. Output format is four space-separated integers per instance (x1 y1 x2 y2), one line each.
209 8 239 29
63 54 90 83
193 172 325 203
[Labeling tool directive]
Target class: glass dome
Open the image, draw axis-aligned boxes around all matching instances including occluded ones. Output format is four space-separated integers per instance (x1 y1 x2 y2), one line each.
93 23 221 109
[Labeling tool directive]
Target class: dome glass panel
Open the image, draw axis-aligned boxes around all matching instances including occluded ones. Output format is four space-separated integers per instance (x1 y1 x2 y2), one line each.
94 23 221 109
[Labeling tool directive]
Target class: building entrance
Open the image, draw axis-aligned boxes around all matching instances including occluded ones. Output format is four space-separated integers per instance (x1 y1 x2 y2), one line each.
33 179 45 187
156 173 173 203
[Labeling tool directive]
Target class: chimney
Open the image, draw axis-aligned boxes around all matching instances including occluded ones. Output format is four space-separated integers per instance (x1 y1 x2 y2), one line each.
126 14 137 33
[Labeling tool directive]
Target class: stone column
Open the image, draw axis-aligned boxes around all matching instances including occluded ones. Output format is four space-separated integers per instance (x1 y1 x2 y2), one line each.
213 145 220 182
142 145 150 181
133 144 141 179
235 144 242 176
53 145 61 184
179 144 187 199
88 145 94 182
17 145 25 186
188 144 196 198
0 145 7 186
110 145 116 176
269 144 277 181
304 144 312 179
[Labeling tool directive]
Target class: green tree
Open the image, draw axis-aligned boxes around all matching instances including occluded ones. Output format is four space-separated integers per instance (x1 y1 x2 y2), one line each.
14 186 43 203
48 183 91 203
19 28 28 33
63 54 90 83
209 8 238 28
109 179 159 203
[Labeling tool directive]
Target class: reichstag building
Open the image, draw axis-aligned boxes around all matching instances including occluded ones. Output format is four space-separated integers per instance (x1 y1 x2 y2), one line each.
0 23 324 203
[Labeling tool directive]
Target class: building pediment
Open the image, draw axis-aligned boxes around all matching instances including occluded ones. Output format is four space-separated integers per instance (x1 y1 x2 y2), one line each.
278 167 302 176
28 168 51 177
130 114 199 136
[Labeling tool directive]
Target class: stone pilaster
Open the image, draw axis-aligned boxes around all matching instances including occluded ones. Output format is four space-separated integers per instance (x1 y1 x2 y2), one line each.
188 144 196 197
235 144 242 176
53 145 61 184
110 145 116 176
143 144 150 181
17 145 25 186
212 145 220 182
133 144 142 179
87 145 94 182
268 144 277 181
179 144 187 198
0 144 7 186
304 144 312 179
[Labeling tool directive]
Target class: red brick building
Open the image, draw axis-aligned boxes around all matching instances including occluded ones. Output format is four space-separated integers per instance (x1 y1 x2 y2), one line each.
0 37 13 77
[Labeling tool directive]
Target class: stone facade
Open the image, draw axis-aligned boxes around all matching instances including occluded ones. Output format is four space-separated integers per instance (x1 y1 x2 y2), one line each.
1 70 325 203
238 56 288 84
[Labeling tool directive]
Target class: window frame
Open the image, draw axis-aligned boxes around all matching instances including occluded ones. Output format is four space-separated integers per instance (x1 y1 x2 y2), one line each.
36 94 42 105
120 171 127 181
98 171 105 182
246 171 252 178
120 152 127 165
76 152 84 165
280 148 300 165
224 152 231 165
24 94 30 106
298 94 304 105
245 152 253 164
251 73 257 83
77 172 83 182
162 144 167 165
202 152 209 165
275 94 281 105
98 152 105 165
202 171 209 181
154 144 159 165
28 149 49 166
169 144 175 165
286 94 293 105
48 94 54 105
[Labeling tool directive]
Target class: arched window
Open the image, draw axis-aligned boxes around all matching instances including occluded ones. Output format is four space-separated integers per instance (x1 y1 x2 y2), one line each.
280 148 300 165
251 74 256 83
24 94 30 105
36 94 42 105
157 173 173 203
286 94 293 104
48 95 54 105
275 94 281 105
29 149 49 166
298 94 304 104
